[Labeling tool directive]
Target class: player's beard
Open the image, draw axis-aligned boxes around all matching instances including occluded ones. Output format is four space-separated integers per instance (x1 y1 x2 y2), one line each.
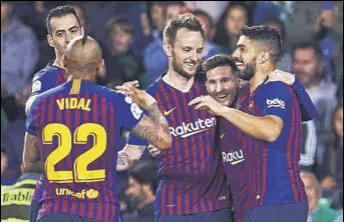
172 53 199 80
235 58 256 81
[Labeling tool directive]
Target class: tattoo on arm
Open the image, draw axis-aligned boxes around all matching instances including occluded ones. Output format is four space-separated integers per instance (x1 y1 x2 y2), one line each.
132 115 160 144
117 151 131 166
132 103 169 147
23 133 43 173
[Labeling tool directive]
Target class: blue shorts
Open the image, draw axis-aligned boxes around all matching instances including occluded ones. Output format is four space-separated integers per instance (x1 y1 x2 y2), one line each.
245 200 308 222
38 212 107 222
154 208 233 222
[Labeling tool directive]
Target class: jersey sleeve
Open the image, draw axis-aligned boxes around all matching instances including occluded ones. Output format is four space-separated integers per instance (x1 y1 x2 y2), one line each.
291 75 318 121
31 73 56 96
127 133 149 146
260 83 292 120
25 97 40 135
115 93 144 131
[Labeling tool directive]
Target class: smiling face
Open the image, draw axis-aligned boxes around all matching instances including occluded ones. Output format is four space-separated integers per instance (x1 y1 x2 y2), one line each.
206 65 238 106
168 28 204 79
232 35 257 81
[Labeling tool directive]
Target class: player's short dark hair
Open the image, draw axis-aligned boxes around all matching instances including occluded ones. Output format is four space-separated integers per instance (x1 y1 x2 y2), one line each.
192 9 214 30
292 42 324 61
241 25 282 64
128 161 158 194
105 16 134 39
46 5 81 35
163 13 205 45
202 54 238 75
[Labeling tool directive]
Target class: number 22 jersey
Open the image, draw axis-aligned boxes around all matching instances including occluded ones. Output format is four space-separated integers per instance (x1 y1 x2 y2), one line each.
25 79 144 222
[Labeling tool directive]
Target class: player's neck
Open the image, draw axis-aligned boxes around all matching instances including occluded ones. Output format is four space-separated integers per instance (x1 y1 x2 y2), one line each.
68 71 95 82
249 65 275 93
53 57 64 69
163 70 195 93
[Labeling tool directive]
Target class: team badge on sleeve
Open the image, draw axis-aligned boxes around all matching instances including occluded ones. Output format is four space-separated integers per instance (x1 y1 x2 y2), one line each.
130 103 143 120
32 80 42 92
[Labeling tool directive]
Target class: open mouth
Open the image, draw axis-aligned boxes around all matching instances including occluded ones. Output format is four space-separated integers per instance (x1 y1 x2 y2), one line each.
215 94 230 104
185 62 197 68
235 62 245 67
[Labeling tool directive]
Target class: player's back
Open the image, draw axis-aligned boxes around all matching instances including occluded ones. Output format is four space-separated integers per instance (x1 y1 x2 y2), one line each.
27 79 138 221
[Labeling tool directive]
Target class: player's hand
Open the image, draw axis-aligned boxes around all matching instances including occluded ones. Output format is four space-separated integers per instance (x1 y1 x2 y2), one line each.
117 83 156 110
147 145 161 157
189 95 226 116
116 81 140 94
268 69 295 86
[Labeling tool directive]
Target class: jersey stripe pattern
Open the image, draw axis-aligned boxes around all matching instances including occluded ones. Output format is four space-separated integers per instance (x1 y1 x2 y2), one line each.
147 78 230 216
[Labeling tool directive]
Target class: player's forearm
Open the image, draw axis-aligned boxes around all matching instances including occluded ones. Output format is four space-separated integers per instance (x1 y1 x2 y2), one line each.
116 145 146 171
23 133 44 172
145 103 172 149
219 107 283 142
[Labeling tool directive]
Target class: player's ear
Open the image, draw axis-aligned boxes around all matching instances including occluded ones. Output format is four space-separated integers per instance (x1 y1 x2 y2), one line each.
80 26 85 35
163 42 173 57
47 34 55 48
258 51 269 64
98 59 105 71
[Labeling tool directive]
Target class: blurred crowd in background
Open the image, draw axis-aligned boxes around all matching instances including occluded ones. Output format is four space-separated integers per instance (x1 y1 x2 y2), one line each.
1 1 343 221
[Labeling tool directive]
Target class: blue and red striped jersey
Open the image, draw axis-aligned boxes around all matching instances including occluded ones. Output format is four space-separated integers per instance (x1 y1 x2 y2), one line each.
219 119 248 222
236 81 307 208
128 78 231 216
30 61 66 96
29 62 66 207
25 79 144 222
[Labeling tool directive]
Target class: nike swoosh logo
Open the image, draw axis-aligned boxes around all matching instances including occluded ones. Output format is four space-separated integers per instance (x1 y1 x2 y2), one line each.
220 133 225 139
164 107 176 116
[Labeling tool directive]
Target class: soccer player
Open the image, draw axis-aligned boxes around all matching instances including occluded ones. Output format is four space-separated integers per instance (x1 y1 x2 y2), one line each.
24 6 84 221
117 13 233 221
25 5 83 114
23 35 172 222
190 25 310 222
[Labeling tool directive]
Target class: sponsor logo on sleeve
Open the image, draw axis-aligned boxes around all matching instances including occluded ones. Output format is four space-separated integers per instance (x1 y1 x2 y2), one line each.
266 98 285 109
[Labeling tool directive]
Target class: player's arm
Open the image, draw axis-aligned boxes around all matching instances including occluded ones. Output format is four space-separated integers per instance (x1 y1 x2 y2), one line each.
116 144 146 171
132 103 172 149
23 133 43 172
190 96 283 142
216 107 283 142
268 70 317 121
117 83 172 149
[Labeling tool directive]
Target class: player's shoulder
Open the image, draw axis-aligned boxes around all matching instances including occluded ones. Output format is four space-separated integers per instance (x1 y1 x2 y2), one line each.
261 81 292 95
145 77 164 95
32 62 64 82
